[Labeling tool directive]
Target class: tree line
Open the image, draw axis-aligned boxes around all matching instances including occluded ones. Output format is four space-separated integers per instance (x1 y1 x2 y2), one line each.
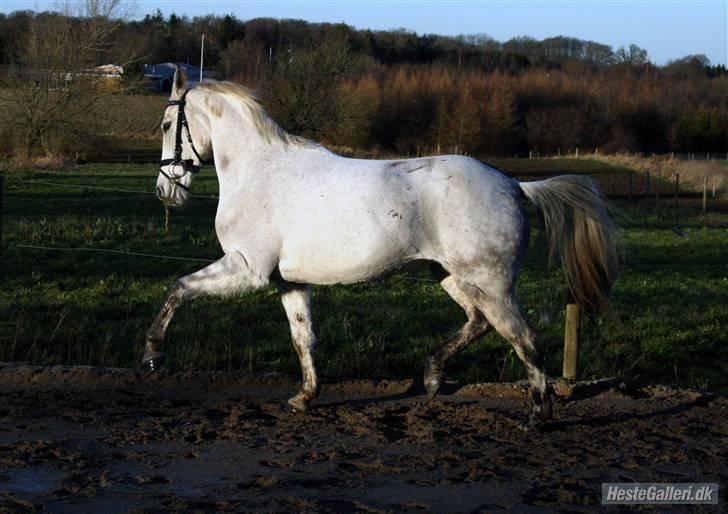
1 7 727 158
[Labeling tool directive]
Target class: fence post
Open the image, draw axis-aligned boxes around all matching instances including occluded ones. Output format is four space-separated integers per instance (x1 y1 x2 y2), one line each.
575 147 579 158
702 175 708 213
0 175 3 256
645 171 651 197
563 303 580 380
529 150 532 159
674 173 680 226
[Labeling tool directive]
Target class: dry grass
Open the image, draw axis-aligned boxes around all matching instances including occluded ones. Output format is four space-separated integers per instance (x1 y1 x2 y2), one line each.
594 153 728 192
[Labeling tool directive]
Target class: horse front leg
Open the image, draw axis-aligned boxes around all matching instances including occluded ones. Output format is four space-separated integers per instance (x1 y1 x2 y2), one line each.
143 252 268 371
143 285 183 370
277 282 319 413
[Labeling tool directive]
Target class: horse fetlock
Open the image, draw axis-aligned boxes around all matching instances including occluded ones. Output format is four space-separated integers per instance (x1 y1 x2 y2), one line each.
424 359 443 400
530 387 553 422
145 328 164 346
142 345 166 372
306 382 321 399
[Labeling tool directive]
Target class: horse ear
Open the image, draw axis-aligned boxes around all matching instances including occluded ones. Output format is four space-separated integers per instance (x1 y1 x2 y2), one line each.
172 64 187 96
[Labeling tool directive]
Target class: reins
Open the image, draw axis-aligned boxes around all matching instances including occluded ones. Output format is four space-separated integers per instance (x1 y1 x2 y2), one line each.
159 89 208 192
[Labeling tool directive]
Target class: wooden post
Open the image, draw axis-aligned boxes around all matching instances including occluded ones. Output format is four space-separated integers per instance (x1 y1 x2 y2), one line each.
0 175 3 256
529 150 532 159
702 175 708 213
575 147 579 158
645 171 651 197
674 173 680 226
563 304 580 380
557 147 561 156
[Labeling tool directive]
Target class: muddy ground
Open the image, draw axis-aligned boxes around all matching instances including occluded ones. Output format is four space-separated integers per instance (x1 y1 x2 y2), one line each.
0 364 725 513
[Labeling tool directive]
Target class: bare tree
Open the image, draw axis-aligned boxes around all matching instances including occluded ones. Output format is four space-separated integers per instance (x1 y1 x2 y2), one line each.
0 0 133 158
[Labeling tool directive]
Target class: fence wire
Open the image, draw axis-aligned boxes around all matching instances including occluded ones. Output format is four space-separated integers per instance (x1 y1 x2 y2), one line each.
15 244 215 263
14 244 440 282
21 180 219 200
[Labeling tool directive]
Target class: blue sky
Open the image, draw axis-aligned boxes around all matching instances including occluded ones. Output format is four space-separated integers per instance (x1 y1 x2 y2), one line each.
2 1 726 66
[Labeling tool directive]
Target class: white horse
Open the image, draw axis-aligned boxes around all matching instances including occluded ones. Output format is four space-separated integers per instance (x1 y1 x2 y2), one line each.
146 68 617 427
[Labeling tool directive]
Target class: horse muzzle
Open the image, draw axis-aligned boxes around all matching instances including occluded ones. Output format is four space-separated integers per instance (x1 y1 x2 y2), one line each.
156 169 191 207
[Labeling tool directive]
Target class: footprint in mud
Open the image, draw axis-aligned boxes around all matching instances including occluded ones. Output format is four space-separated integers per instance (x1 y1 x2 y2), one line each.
259 458 296 469
237 474 286 495
295 475 363 490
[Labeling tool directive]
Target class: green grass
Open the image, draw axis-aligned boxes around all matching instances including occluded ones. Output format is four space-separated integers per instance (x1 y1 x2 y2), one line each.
1 161 727 390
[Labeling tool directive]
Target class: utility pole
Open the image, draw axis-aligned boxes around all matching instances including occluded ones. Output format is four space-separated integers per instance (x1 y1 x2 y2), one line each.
200 34 205 83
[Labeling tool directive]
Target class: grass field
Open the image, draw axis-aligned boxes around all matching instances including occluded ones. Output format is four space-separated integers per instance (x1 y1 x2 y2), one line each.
1 159 727 390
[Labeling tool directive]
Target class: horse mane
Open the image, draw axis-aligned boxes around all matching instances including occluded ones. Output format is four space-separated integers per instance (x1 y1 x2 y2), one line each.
198 81 314 148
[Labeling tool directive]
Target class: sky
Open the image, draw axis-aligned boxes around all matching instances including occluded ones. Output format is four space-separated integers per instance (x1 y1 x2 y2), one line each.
1 0 726 66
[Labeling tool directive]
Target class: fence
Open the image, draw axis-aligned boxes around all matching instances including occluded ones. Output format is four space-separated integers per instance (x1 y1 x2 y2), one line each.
1 156 726 379
509 170 728 213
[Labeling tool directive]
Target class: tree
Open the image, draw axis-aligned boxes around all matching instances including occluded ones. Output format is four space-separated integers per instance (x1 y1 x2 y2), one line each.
615 44 648 67
0 0 133 158
262 41 358 138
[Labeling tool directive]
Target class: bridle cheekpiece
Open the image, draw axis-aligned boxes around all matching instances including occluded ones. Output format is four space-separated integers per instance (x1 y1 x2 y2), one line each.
159 89 207 192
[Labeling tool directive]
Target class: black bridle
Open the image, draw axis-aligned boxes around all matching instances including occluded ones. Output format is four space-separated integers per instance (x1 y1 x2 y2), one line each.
159 89 207 192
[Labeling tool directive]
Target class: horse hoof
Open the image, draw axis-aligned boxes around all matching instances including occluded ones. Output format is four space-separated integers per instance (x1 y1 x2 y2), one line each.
287 396 310 413
424 365 442 401
518 415 547 432
425 378 441 401
143 353 166 373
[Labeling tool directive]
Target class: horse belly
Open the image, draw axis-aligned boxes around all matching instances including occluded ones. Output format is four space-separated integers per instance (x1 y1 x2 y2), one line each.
278 217 417 285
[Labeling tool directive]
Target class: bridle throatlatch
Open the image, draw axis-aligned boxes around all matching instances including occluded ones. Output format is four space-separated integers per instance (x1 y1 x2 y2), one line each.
159 89 208 192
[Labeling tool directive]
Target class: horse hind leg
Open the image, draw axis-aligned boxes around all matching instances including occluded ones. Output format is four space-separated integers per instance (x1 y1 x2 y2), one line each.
458 280 552 427
424 275 490 400
278 282 319 413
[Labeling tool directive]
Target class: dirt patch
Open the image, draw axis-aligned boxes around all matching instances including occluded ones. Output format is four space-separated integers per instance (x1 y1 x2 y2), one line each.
0 364 725 512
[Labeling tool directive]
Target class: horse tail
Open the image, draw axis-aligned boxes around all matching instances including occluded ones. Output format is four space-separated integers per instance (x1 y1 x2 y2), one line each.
519 175 618 315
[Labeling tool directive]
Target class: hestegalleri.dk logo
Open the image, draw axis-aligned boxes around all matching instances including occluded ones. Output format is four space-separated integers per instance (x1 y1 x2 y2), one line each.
602 483 719 505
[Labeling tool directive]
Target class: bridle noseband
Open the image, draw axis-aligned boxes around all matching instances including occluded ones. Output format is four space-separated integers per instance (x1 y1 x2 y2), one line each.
159 89 208 193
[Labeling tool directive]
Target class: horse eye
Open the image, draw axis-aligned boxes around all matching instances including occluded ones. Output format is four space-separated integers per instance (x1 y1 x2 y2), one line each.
162 121 171 132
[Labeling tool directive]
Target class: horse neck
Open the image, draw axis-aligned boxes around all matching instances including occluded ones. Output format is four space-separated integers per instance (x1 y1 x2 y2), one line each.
206 96 285 196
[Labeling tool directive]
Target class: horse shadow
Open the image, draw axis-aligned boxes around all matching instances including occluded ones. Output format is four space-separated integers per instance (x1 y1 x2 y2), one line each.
315 377 719 433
